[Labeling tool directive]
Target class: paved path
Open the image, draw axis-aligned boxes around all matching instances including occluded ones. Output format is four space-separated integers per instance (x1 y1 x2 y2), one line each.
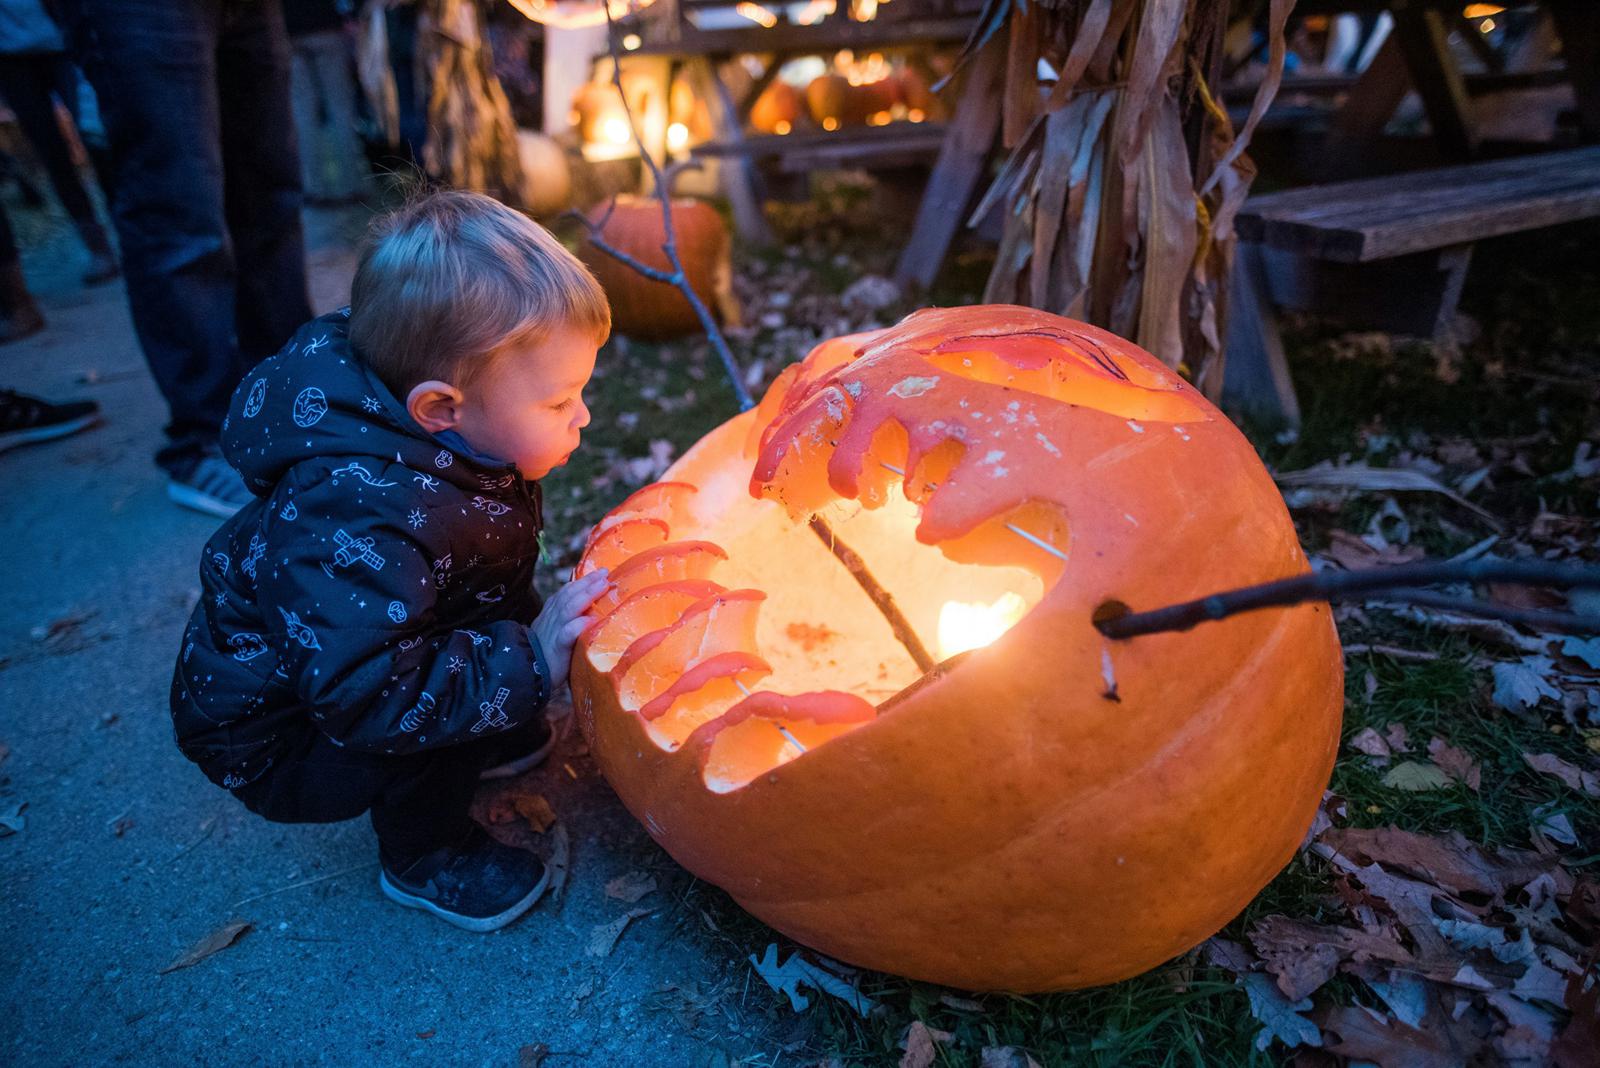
1 206 773 1066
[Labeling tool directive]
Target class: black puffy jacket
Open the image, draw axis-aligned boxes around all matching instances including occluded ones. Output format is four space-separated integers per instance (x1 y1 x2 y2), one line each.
171 311 551 789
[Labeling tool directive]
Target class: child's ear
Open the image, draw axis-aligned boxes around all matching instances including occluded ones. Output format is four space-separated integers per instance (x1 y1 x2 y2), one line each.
406 381 465 433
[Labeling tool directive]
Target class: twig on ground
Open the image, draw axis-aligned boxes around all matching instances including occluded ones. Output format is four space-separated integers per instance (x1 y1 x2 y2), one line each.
229 862 378 909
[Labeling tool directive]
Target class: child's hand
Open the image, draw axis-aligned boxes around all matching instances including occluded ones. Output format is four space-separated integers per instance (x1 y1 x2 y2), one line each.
531 569 611 694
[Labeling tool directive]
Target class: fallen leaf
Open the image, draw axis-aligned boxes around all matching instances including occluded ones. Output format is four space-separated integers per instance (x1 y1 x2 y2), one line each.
159 920 252 974
1276 462 1502 527
1325 529 1425 570
1523 753 1600 797
1347 727 1392 763
1531 803 1578 847
1383 722 1412 753
1550 952 1600 1068
1427 737 1481 790
604 870 657 904
0 801 26 836
1315 1003 1465 1068
1320 826 1568 901
518 1043 550 1068
546 822 570 901
1242 972 1321 1051
1382 761 1452 792
511 792 556 833
748 943 877 1016
899 1020 953 1068
1493 658 1561 713
1559 636 1600 670
415 1029 435 1039
586 908 652 958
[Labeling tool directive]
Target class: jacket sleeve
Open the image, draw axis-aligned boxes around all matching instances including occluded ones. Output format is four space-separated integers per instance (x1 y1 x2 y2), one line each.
256 471 550 754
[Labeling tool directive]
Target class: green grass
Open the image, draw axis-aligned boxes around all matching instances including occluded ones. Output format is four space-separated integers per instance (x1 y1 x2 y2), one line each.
546 199 1599 1065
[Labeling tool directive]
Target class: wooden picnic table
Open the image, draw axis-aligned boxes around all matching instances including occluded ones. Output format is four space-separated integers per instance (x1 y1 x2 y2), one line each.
1295 0 1599 161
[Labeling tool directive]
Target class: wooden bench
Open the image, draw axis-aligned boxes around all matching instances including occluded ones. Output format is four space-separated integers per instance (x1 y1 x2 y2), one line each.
1222 146 1600 426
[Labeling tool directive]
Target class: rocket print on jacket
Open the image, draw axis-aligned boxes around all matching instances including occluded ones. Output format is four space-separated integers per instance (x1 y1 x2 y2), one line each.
169 310 551 792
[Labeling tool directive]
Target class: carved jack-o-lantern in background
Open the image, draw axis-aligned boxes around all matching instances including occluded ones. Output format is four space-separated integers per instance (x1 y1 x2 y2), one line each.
570 306 1343 991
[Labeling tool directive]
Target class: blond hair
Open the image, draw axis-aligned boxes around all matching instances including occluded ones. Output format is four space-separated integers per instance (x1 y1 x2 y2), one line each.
349 190 610 394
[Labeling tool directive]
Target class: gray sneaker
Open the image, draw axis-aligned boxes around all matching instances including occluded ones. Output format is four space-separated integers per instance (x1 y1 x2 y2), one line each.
167 453 252 518
380 831 550 932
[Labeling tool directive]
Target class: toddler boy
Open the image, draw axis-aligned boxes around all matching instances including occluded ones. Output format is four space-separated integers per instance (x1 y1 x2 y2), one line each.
171 191 612 931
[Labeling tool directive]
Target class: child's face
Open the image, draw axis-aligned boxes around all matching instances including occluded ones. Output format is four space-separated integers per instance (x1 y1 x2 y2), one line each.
455 325 598 480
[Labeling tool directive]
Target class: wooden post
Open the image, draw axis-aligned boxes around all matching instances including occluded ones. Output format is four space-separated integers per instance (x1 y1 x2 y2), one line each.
893 33 1006 289
1391 2 1478 159
1221 242 1301 429
685 56 774 246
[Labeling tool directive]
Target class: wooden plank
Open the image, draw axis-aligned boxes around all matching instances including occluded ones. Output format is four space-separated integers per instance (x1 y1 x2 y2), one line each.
1222 243 1301 428
893 33 1006 288
692 122 948 158
1391 4 1478 159
1237 148 1600 261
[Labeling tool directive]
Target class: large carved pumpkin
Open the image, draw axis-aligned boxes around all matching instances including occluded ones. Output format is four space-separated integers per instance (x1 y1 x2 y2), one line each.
570 306 1343 991
577 196 730 341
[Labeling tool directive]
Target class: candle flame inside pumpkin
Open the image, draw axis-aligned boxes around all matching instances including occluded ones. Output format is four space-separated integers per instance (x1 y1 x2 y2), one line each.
938 592 1028 659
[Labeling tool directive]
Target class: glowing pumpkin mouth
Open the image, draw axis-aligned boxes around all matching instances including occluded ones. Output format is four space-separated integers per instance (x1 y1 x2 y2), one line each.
575 306 1211 793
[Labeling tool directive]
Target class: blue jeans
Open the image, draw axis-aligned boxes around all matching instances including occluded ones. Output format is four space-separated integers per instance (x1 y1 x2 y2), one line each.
66 0 312 471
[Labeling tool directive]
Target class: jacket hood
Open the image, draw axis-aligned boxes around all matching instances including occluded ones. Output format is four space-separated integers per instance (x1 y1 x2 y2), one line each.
223 311 518 494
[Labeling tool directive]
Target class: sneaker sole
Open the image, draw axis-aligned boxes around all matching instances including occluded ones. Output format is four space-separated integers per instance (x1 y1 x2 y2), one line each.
378 863 551 933
478 733 557 781
0 413 99 454
167 479 246 519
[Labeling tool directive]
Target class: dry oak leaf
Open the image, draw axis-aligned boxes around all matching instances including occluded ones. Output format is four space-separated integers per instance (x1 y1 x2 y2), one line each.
1523 753 1600 797
1314 1003 1477 1068
511 792 557 833
1427 737 1481 791
604 870 657 904
1381 761 1452 792
899 1020 953 1068
1320 827 1570 901
1248 916 1414 1001
586 908 653 958
159 920 252 974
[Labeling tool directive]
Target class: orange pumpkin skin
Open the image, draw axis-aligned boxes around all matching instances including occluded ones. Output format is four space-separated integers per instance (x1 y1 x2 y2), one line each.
578 196 728 341
749 81 803 134
571 306 1343 991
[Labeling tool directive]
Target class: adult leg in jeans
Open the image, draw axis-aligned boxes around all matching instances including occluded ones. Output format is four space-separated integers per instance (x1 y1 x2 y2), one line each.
70 0 309 485
218 0 311 365
0 52 117 283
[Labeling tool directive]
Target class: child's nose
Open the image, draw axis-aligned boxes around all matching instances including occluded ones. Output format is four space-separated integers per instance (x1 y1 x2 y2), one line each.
574 401 592 430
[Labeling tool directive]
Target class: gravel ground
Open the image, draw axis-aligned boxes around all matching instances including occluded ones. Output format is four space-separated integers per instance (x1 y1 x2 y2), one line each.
0 203 779 1067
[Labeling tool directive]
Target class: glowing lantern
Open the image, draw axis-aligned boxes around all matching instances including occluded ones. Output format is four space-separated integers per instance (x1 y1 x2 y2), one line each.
570 306 1343 991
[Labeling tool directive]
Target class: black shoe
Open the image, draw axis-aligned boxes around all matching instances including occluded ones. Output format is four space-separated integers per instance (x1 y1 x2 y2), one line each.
379 830 550 932
478 714 555 781
167 449 251 518
0 389 100 453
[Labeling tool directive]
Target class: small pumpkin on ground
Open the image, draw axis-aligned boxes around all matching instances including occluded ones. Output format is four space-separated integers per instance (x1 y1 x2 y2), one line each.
577 196 731 341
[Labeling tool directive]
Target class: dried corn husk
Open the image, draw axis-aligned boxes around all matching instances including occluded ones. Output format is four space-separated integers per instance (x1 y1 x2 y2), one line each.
420 0 527 206
967 0 1293 396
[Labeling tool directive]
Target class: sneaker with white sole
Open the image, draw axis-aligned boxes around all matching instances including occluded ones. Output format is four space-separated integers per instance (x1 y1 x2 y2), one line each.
167 452 252 518
379 830 550 932
0 389 100 453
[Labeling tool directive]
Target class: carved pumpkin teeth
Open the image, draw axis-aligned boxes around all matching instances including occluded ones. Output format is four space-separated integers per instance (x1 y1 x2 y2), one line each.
587 540 728 621
575 516 669 579
592 480 699 536
614 589 766 713
583 579 726 672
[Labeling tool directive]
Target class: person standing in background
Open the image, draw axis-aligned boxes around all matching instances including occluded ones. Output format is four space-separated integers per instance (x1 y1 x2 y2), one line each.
285 0 367 204
0 0 118 286
63 0 313 518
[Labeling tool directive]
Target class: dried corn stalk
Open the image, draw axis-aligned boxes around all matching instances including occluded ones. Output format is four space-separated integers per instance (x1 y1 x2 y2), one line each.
419 0 528 207
966 0 1291 396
